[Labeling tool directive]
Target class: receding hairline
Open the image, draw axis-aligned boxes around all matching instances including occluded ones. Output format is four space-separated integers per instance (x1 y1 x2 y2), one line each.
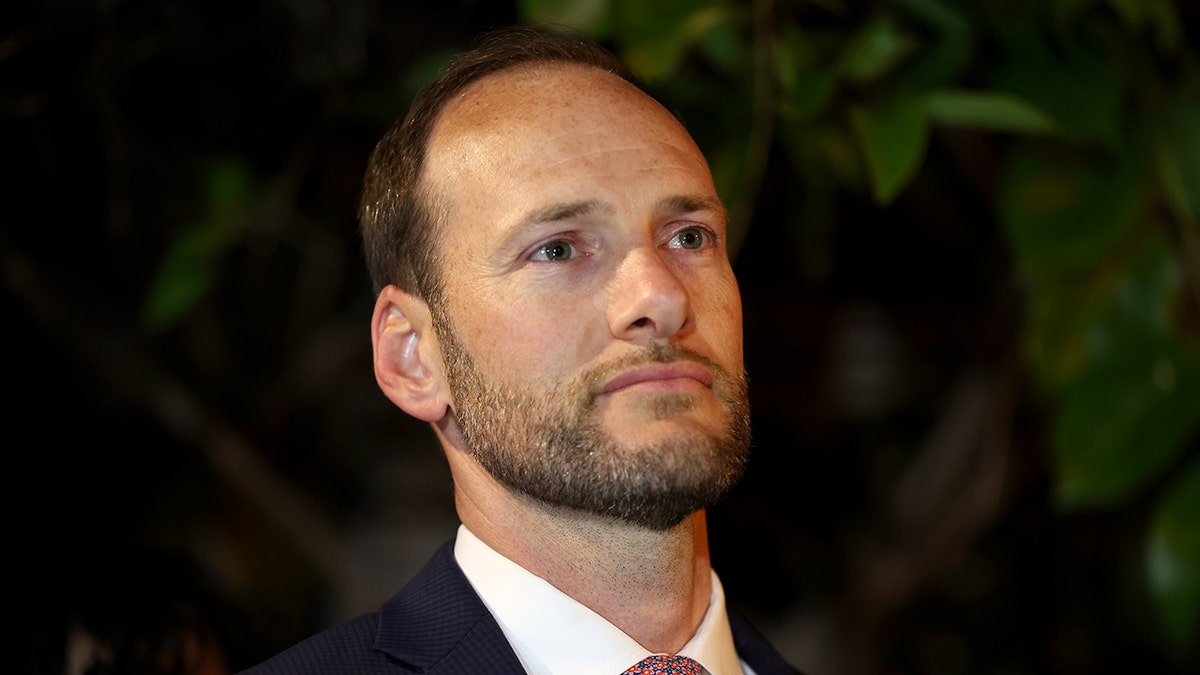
414 60 695 269
432 60 668 138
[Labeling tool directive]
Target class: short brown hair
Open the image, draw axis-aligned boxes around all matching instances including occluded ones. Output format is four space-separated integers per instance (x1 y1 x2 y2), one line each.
358 24 640 298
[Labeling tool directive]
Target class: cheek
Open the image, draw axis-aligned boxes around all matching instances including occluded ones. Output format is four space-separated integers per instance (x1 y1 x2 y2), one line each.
449 293 594 384
694 274 744 361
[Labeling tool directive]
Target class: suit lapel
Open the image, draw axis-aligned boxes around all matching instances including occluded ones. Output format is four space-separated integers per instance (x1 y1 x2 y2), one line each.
373 540 526 674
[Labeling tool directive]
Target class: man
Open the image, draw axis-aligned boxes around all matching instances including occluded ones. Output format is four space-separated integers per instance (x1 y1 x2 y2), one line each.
240 24 799 675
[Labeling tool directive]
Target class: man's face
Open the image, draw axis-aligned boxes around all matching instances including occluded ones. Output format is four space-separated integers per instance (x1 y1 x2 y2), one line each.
422 64 749 530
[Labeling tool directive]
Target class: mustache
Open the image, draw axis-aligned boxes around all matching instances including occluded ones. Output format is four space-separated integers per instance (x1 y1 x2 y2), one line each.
580 341 729 400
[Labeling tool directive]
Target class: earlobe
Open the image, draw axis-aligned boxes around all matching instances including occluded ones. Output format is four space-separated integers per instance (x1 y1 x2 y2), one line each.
371 285 449 423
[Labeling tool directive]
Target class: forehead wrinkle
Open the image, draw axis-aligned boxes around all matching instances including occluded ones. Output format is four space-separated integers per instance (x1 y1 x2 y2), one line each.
531 129 709 169
520 199 611 226
430 67 710 188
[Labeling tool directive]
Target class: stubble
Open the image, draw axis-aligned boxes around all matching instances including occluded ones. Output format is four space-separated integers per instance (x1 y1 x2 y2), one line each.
434 308 751 531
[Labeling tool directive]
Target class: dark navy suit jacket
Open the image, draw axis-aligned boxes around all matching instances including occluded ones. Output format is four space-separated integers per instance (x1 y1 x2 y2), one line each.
239 540 801 674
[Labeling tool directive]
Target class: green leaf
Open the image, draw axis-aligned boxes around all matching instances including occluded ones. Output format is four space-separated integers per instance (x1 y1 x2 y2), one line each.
518 0 614 36
1102 0 1184 54
892 0 973 87
990 25 1124 147
850 95 930 204
775 27 836 124
695 13 748 77
1052 246 1200 509
140 157 258 332
1021 272 1103 386
206 158 257 215
1000 140 1147 281
779 67 836 125
1157 91 1200 221
1004 127 1158 388
614 0 731 82
780 120 868 198
836 16 918 85
924 90 1057 134
140 222 229 332
1146 455 1200 653
1054 336 1200 510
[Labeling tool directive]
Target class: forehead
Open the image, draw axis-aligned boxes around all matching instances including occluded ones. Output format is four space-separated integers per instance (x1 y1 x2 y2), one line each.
436 62 684 141
423 63 712 197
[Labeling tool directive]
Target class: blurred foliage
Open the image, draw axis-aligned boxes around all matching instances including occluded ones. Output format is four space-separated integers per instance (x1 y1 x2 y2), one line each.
519 0 1199 660
142 156 263 331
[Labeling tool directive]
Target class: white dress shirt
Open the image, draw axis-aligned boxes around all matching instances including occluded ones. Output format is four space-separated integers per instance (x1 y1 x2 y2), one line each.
454 524 757 675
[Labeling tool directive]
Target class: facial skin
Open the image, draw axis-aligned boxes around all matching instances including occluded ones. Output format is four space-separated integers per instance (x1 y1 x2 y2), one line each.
393 63 749 530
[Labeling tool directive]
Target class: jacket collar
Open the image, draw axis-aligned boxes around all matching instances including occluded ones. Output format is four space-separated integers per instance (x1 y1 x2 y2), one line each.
373 540 526 674
373 538 799 675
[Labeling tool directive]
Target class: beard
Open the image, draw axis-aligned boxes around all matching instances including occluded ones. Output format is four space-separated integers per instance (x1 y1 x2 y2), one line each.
433 309 751 531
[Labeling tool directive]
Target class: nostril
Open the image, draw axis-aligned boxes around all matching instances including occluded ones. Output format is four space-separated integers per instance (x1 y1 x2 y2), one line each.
631 317 651 328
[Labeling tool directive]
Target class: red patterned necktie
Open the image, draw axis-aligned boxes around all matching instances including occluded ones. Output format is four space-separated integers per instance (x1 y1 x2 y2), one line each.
622 654 705 674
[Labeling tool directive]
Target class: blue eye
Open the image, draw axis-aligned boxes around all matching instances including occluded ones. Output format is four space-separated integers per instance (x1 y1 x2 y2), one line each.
531 239 576 261
670 227 707 250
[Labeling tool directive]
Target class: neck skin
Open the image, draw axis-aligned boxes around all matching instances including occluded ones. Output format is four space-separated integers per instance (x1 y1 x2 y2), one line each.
437 422 713 654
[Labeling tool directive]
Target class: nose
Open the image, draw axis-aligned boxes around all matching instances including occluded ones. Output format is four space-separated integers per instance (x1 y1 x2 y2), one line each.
605 247 692 341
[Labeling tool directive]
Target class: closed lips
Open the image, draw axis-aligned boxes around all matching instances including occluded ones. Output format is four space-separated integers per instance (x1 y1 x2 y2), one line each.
600 362 713 395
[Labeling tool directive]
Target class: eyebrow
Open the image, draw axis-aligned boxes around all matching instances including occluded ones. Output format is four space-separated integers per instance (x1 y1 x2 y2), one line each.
519 200 612 226
656 194 727 222
518 194 726 228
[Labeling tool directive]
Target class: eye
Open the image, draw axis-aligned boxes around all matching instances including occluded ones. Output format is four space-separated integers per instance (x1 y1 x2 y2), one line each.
530 239 577 262
668 227 708 250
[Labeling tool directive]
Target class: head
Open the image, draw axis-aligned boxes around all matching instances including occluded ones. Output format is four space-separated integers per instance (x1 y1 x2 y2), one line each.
367 25 750 531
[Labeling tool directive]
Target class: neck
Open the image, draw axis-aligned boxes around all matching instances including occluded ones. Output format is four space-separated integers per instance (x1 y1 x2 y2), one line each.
449 454 713 653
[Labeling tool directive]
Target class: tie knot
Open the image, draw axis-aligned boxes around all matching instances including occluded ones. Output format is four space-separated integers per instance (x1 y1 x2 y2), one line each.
623 654 705 675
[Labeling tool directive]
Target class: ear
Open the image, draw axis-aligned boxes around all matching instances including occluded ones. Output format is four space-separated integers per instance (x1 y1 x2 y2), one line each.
371 285 450 423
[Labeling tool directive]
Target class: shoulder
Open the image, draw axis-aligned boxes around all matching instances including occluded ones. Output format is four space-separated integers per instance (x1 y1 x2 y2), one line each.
234 540 505 675
236 612 400 675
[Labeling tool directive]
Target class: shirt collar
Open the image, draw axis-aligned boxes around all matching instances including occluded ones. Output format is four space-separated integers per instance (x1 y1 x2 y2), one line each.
454 524 746 675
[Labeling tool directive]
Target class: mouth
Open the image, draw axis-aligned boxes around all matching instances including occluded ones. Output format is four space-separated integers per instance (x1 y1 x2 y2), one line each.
599 361 714 396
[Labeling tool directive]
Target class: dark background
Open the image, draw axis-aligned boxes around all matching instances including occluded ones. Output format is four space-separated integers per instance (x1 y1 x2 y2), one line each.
6 1 1198 674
